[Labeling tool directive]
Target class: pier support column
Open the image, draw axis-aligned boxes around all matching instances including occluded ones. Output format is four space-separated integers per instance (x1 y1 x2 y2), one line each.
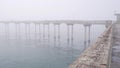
67 24 70 47
53 23 60 48
43 24 45 41
5 23 9 40
84 24 91 50
39 24 41 40
35 23 37 41
18 23 21 40
58 24 60 47
47 24 50 46
15 23 20 40
28 23 30 40
70 24 74 58
71 24 74 47
0 23 1 39
67 24 74 48
54 24 56 47
84 25 87 50
25 23 28 40
15 23 18 40
88 25 91 46
25 23 30 40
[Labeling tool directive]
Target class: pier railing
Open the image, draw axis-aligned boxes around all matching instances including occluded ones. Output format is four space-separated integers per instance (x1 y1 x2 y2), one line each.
69 24 113 68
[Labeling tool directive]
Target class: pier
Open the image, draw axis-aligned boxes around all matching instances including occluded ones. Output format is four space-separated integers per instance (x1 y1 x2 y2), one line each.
0 20 111 45
0 19 116 68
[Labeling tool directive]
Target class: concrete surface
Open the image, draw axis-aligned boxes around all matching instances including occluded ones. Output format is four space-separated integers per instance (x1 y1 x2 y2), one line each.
111 23 120 68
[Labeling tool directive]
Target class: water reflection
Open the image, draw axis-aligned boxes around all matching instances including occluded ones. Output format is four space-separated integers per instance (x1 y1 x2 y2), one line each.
0 22 106 68
84 24 91 50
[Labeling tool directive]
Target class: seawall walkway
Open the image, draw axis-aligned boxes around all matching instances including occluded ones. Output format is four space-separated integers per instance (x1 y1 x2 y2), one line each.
69 25 112 68
111 23 120 68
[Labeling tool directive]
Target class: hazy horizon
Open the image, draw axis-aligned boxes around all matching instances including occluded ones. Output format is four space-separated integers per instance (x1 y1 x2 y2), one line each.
0 0 120 21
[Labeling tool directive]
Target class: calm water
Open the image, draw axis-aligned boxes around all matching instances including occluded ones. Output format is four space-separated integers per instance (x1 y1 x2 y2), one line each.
0 23 105 68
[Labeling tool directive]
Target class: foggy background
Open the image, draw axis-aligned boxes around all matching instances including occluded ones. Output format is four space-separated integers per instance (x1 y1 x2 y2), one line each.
0 0 120 21
0 0 110 68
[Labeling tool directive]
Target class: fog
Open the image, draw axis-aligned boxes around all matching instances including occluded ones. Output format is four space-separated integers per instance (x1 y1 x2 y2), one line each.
0 0 120 21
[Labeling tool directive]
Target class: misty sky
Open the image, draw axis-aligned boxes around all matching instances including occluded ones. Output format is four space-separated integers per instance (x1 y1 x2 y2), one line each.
0 0 120 20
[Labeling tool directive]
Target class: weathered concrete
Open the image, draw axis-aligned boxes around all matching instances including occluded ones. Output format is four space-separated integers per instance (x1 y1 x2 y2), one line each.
69 25 112 68
111 23 120 68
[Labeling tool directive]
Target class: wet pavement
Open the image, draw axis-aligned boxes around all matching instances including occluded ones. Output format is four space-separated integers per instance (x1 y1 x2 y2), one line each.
111 23 120 68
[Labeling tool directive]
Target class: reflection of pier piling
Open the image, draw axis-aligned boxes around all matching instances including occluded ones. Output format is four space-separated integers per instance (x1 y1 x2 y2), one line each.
35 23 37 41
28 23 30 40
15 23 18 40
47 24 50 46
15 23 21 40
84 24 91 49
67 24 70 47
43 24 45 40
84 26 87 50
58 24 60 47
18 23 21 40
88 25 91 45
39 24 41 40
0 21 110 49
5 23 9 40
25 23 28 40
71 24 74 47
25 23 31 40
53 23 61 48
67 24 74 48
54 24 56 47
43 24 47 47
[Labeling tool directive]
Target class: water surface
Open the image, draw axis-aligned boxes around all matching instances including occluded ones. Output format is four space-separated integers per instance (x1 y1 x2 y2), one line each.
0 23 106 68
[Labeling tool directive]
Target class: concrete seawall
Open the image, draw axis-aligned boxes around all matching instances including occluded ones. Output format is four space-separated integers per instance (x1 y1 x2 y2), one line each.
111 23 120 68
69 25 112 68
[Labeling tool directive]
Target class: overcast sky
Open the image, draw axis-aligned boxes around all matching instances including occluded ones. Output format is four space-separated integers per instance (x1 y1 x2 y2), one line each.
0 0 120 21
